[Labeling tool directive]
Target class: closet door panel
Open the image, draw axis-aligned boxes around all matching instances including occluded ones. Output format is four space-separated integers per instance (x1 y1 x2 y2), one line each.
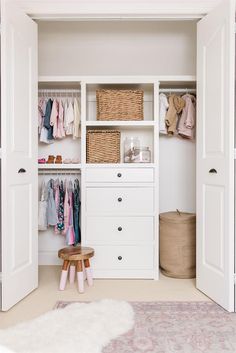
1 2 38 311
197 0 235 312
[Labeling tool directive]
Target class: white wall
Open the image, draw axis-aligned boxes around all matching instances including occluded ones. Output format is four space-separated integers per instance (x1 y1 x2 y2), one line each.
38 21 197 76
159 136 196 213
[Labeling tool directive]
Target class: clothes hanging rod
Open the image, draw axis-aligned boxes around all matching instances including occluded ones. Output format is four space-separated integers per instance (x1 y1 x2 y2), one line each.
38 89 81 93
159 88 196 93
38 170 81 175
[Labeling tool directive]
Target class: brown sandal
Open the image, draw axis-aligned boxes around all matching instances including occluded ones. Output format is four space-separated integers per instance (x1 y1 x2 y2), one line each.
55 155 62 164
46 155 55 164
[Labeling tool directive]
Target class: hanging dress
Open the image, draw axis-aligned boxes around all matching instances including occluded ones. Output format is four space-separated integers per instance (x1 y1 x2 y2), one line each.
66 181 75 245
38 180 48 231
54 179 60 234
56 180 65 232
64 99 74 136
47 179 58 226
73 179 81 245
62 180 70 235
159 93 169 135
73 97 81 139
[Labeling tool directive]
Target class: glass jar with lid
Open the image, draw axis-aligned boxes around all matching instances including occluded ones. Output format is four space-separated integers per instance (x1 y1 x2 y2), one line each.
124 137 140 163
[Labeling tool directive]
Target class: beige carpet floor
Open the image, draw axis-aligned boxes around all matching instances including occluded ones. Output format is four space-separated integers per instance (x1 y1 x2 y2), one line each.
0 266 209 329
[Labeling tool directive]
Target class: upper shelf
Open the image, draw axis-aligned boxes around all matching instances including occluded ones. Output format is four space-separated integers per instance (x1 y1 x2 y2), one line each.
85 121 155 127
38 75 196 85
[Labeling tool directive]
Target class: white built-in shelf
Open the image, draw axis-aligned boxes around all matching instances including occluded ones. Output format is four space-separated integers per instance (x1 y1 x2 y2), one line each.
86 163 156 168
38 164 82 170
85 121 155 127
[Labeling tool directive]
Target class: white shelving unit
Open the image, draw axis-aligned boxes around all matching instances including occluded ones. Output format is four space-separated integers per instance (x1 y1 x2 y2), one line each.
38 75 196 279
38 164 82 170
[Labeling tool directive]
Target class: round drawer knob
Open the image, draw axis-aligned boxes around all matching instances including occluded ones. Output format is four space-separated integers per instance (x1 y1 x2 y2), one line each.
118 226 122 232
118 256 122 261
118 197 122 202
117 173 122 178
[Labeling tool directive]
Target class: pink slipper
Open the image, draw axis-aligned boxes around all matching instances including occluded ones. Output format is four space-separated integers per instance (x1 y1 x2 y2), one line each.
38 158 46 164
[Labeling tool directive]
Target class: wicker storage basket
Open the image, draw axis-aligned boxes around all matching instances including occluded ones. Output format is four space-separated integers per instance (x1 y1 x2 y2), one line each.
96 89 144 121
86 130 120 163
159 211 196 279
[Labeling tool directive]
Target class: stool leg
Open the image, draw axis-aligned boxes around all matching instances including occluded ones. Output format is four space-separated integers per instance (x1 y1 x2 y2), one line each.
59 260 69 290
82 261 87 281
84 259 93 287
76 260 84 293
69 261 76 284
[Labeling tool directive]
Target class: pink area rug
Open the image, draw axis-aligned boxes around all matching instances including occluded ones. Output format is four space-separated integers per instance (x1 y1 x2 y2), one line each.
55 301 236 353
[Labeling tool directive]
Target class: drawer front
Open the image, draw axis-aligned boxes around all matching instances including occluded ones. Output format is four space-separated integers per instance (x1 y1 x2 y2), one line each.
86 216 154 244
86 187 154 215
86 168 154 183
91 245 154 270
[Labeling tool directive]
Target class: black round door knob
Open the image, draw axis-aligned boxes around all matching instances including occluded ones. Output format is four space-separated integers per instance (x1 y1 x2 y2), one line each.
118 226 122 232
118 256 122 261
118 197 122 202
117 173 122 178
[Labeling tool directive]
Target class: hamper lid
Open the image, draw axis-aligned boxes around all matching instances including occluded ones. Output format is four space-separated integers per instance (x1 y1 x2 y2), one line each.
159 210 196 224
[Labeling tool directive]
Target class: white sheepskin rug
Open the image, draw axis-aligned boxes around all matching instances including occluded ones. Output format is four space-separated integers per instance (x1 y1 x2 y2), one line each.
0 300 134 353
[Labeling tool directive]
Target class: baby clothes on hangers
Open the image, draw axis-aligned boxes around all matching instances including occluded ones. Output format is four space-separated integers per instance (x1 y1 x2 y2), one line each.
66 180 75 245
73 97 81 139
165 95 185 135
62 179 70 235
159 93 169 135
64 99 74 136
73 179 81 245
38 181 48 231
47 179 58 226
56 180 65 232
57 99 66 139
178 94 196 140
54 179 60 234
44 99 54 141
50 99 59 139
38 98 46 134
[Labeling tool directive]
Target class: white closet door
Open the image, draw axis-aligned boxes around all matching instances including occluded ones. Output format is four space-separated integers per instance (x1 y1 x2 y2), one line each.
1 1 38 311
197 0 235 311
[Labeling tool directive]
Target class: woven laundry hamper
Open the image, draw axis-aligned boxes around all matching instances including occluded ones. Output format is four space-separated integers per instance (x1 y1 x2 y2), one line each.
159 211 196 279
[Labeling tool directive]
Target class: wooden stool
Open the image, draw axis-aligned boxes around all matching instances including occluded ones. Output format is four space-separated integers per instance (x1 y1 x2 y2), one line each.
58 246 94 293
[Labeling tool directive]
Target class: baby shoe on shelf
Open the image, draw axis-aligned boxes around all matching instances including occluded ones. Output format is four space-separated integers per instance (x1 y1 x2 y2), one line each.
38 158 46 164
63 158 72 164
55 155 62 164
72 158 80 164
46 155 55 164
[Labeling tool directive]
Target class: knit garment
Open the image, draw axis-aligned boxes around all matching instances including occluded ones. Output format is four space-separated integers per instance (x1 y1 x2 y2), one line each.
165 95 185 135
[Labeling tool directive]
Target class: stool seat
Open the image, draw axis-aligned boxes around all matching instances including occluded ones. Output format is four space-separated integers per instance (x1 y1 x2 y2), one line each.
58 246 94 293
58 246 94 261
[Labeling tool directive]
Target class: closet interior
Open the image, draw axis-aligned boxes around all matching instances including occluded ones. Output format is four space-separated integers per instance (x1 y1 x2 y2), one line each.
36 20 197 277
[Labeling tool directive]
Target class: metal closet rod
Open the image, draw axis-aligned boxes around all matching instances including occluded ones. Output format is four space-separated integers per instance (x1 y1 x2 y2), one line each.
38 170 81 175
159 88 196 93
38 89 81 93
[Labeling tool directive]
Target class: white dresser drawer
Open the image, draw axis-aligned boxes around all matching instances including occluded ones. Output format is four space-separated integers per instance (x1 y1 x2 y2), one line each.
86 187 154 215
86 216 154 244
86 168 154 183
91 245 153 270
